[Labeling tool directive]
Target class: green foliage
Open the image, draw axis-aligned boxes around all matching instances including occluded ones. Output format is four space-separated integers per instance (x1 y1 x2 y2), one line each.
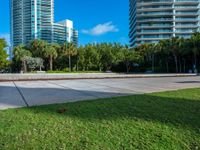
62 42 77 72
43 44 58 70
26 57 43 71
28 40 48 57
76 43 141 72
83 44 100 70
13 45 32 72
13 45 32 62
0 39 9 69
0 88 200 149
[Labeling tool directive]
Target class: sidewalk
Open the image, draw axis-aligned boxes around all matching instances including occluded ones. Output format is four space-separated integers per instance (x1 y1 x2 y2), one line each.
0 76 200 110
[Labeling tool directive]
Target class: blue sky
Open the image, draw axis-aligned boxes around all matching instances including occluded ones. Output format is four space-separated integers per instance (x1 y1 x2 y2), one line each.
0 0 129 46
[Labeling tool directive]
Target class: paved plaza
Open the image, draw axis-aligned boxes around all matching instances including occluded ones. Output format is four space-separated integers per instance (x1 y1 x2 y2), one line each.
0 76 200 110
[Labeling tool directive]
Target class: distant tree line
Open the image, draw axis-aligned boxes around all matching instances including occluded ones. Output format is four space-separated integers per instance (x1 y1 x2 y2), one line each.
135 32 200 73
0 32 200 73
11 40 142 73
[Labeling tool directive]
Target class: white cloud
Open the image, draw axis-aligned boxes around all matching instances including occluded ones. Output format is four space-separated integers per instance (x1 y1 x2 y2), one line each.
81 22 119 36
0 33 10 46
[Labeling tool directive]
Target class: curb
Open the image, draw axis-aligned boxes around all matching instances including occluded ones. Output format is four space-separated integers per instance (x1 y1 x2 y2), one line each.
0 74 198 82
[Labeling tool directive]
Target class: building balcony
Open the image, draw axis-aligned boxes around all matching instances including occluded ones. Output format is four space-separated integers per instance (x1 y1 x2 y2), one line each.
137 13 173 17
174 0 199 5
175 30 195 34
137 7 173 12
137 18 173 22
174 18 199 22
175 12 199 17
174 6 199 11
137 25 173 29
135 37 171 41
137 1 173 7
137 31 173 35
175 25 198 28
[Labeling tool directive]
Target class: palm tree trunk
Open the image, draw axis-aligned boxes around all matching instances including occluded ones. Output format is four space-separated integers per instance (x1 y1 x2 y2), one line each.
50 56 53 71
179 58 182 73
76 56 78 71
126 61 129 73
174 55 178 73
194 52 197 69
165 58 169 73
183 59 186 73
152 54 155 73
69 55 71 72
23 60 27 73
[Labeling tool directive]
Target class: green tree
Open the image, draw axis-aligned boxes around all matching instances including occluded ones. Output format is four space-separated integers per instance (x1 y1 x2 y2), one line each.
0 39 9 69
177 37 186 73
97 43 115 71
150 43 160 73
62 42 77 72
169 37 181 73
77 46 85 71
158 39 171 73
29 40 48 57
84 44 99 71
26 57 43 71
13 45 32 72
122 46 142 73
43 44 58 71
142 43 158 73
122 46 132 73
190 32 200 70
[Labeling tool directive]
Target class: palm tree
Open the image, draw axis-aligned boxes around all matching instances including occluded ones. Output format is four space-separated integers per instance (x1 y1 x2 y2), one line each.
147 43 158 73
169 37 181 73
177 37 186 73
181 38 191 73
158 39 171 73
137 43 156 72
190 32 200 70
29 40 48 57
63 42 77 72
43 44 58 71
13 45 32 72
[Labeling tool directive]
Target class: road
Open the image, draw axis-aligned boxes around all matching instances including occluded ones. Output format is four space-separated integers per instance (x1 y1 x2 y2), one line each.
0 76 200 110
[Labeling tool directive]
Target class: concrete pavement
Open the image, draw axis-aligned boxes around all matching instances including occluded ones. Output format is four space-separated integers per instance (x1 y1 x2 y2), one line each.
0 76 200 110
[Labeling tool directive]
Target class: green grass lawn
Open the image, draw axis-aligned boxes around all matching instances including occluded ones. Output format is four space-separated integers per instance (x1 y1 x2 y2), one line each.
0 88 200 150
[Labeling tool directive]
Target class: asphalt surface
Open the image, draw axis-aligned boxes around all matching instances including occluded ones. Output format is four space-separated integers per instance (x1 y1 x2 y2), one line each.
0 76 200 110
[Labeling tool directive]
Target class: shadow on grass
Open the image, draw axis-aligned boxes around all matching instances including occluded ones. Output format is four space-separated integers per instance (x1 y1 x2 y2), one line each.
29 93 200 131
0 84 200 130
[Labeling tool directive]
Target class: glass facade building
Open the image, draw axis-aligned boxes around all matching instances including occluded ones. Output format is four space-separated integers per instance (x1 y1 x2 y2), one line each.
53 20 78 46
129 0 200 47
10 0 78 48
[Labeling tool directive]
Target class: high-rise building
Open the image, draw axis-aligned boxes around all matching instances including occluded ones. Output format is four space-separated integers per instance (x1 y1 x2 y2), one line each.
10 0 78 48
129 0 200 47
53 20 78 46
